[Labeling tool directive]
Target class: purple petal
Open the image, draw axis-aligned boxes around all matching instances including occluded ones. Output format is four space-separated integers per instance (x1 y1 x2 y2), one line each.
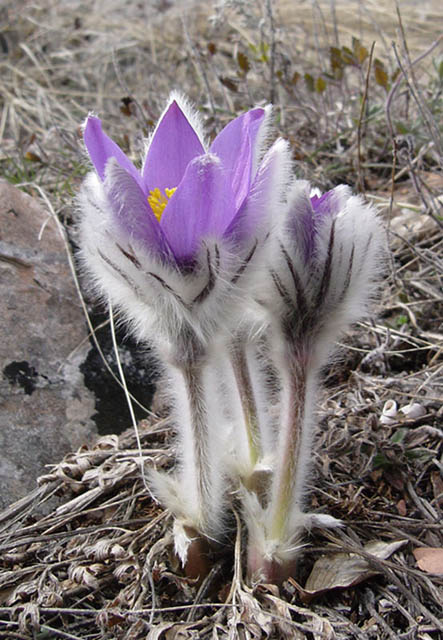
290 185 351 263
225 138 290 246
84 116 144 191
143 100 205 193
287 183 317 263
104 159 172 260
210 108 265 211
310 190 336 216
311 185 351 216
160 155 236 262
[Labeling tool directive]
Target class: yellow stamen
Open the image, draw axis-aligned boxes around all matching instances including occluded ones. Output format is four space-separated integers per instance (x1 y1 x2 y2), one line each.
148 186 177 221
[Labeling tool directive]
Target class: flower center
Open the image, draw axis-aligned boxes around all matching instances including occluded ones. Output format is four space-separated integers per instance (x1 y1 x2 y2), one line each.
148 187 177 221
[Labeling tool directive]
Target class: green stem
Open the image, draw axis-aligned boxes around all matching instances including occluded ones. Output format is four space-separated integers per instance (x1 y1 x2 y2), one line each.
230 339 261 470
180 360 211 529
269 344 307 540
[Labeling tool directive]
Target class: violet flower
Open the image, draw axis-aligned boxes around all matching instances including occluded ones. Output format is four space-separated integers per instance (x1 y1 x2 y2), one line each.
82 96 281 265
244 181 386 583
77 94 290 567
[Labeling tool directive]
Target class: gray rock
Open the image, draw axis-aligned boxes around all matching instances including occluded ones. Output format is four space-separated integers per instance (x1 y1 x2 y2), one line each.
0 181 97 509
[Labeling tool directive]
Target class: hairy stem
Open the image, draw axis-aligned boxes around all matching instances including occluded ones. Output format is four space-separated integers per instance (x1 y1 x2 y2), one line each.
246 335 313 583
268 330 312 540
158 338 224 574
268 341 308 540
180 360 212 530
230 339 261 473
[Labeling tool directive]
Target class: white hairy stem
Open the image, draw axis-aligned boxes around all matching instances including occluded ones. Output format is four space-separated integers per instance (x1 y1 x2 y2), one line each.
153 334 227 529
267 339 310 540
244 183 386 582
229 339 261 473
180 360 213 529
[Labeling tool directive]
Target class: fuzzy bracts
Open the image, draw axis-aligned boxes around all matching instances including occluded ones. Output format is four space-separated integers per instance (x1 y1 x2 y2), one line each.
77 94 385 583
243 181 386 582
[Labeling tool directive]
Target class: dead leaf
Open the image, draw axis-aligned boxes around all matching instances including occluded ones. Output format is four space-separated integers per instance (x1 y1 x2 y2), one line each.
329 46 343 74
255 584 296 638
290 539 407 602
24 151 43 163
413 548 443 575
396 499 407 516
120 96 135 117
219 76 238 92
311 616 336 640
304 73 315 92
148 621 201 640
430 471 443 507
237 51 250 74
147 621 175 639
384 469 405 492
352 37 368 64
315 76 327 93
374 60 389 90
238 589 273 636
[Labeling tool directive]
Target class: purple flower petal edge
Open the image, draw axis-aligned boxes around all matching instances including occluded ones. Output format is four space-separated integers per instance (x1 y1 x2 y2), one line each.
104 158 172 259
225 139 288 245
84 116 144 191
142 100 205 194
210 108 265 211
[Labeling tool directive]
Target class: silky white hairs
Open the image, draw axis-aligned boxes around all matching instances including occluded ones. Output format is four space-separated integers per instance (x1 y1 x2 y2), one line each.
241 180 386 582
77 92 385 580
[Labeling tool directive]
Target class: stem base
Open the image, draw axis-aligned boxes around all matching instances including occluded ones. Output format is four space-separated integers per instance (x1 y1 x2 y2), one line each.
247 546 298 585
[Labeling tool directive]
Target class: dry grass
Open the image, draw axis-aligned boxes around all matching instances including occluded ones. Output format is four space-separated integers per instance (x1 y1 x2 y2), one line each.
0 0 442 638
